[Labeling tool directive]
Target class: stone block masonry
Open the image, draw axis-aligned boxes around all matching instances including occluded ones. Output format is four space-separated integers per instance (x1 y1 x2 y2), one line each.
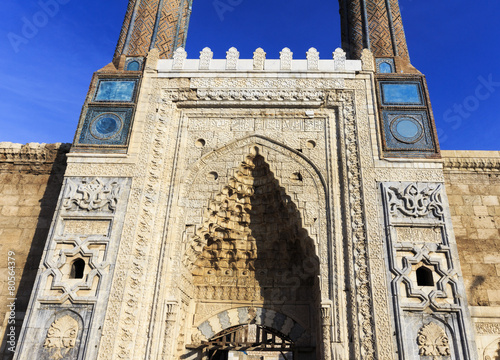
0 143 69 359
443 151 500 308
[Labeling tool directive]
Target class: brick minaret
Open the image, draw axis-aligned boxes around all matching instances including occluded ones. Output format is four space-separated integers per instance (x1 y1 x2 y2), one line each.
114 0 193 60
339 0 415 72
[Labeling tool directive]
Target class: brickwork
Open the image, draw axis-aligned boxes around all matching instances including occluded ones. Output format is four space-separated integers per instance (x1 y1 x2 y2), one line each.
114 0 193 60
0 143 68 359
443 150 500 307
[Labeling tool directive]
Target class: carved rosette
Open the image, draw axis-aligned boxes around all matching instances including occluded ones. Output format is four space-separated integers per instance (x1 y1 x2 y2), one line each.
417 323 451 357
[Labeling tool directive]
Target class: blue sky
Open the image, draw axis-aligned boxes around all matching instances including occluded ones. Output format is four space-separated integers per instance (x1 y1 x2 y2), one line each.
1 0 499 150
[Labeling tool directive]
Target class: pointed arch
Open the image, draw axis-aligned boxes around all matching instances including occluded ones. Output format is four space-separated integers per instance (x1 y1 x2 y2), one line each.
182 135 327 198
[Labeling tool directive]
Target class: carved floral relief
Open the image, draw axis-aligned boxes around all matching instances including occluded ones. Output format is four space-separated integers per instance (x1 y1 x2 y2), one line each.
63 178 121 212
43 315 79 360
387 183 444 220
417 322 451 357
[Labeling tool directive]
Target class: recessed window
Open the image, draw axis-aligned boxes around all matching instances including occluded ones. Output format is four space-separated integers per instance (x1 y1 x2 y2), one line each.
127 61 140 71
379 62 393 73
70 259 86 279
416 266 434 286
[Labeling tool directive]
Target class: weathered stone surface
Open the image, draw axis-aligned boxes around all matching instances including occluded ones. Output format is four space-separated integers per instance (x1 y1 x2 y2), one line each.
0 143 69 359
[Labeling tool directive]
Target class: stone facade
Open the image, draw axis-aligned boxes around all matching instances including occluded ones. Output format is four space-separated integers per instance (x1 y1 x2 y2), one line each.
7 47 482 360
3 1 500 359
0 143 69 359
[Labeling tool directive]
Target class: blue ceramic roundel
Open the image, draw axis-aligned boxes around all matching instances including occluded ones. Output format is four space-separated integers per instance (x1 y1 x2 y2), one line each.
390 116 424 144
396 120 419 138
90 113 123 140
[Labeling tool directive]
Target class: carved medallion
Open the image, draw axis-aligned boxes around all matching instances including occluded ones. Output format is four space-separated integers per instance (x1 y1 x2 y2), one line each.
43 315 79 360
417 322 450 357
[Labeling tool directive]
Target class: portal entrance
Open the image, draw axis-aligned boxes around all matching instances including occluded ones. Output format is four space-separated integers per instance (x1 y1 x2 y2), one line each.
207 324 294 360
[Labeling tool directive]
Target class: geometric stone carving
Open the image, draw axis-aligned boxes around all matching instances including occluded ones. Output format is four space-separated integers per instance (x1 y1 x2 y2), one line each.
333 48 346 71
226 47 239 70
253 48 266 70
64 220 111 236
307 47 320 70
386 183 444 220
63 178 121 212
417 322 451 357
395 227 442 243
43 315 79 360
173 47 187 70
199 47 213 70
40 234 110 303
280 47 293 70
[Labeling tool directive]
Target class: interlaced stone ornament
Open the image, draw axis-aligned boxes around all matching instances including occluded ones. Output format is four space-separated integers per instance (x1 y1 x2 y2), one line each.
387 183 444 219
63 178 121 212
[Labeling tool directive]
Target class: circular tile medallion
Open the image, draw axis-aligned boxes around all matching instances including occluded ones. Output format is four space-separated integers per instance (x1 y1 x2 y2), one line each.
90 113 123 140
390 116 424 144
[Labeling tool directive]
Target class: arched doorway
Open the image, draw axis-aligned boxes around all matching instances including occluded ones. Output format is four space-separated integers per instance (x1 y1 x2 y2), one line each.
180 142 328 359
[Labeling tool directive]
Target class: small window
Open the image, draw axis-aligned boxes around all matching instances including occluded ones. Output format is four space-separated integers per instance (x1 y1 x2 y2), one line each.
379 62 393 73
416 266 434 286
127 61 140 71
70 259 86 279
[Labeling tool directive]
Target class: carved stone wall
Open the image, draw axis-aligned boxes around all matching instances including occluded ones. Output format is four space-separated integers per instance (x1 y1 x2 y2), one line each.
380 181 476 359
13 177 132 360
0 143 69 360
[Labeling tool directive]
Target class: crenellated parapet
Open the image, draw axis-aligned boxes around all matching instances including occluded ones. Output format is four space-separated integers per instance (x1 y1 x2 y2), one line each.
158 47 362 73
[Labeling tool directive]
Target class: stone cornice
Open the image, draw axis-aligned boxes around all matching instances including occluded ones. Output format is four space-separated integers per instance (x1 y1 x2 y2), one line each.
0 143 69 163
0 142 70 174
442 150 500 172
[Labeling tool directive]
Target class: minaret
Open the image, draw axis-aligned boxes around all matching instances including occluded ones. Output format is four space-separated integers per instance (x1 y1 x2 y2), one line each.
114 0 193 60
340 0 440 158
339 0 416 73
